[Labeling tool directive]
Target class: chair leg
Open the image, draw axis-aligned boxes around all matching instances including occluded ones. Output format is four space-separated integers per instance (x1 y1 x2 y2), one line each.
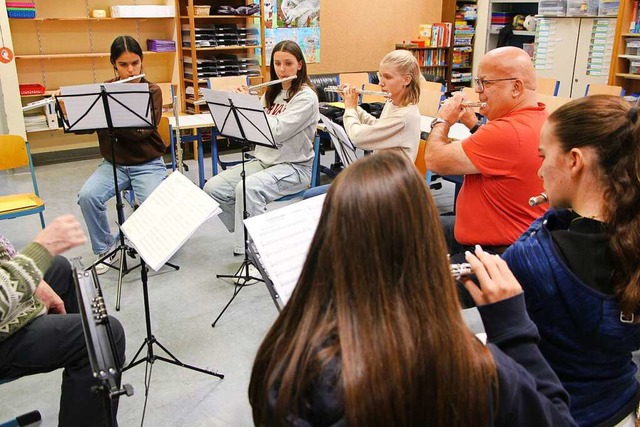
39 212 46 229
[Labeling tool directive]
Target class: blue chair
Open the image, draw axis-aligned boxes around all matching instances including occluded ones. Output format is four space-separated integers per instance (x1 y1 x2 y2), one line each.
275 134 322 202
0 136 45 229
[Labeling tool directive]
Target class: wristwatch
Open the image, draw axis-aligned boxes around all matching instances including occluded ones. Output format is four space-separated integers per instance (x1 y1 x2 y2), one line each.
469 120 483 134
430 117 449 130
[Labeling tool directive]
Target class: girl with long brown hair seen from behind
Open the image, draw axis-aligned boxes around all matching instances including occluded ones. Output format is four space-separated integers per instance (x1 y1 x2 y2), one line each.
503 95 640 426
249 149 576 426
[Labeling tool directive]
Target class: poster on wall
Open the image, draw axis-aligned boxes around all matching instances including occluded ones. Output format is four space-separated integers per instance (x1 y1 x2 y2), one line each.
263 0 320 64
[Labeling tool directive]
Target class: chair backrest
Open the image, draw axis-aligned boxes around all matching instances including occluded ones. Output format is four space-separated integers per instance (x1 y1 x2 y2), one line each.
208 76 249 91
338 72 370 88
0 135 29 170
156 82 176 107
361 83 387 103
461 87 481 104
420 79 444 93
418 89 443 117
537 93 573 114
415 139 428 178
535 77 560 96
585 83 624 97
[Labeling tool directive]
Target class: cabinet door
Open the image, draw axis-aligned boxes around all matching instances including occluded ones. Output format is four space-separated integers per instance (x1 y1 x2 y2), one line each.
571 17 617 97
534 18 580 97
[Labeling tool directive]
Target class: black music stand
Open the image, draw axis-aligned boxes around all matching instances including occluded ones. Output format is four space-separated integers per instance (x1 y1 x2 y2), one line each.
200 88 277 327
73 265 133 427
56 82 178 311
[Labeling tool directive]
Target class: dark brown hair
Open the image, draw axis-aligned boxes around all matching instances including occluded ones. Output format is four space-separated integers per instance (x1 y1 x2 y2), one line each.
110 35 143 67
549 95 640 314
249 149 497 426
264 40 314 108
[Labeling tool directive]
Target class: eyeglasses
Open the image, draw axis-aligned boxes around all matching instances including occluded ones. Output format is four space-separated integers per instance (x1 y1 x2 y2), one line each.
473 77 518 91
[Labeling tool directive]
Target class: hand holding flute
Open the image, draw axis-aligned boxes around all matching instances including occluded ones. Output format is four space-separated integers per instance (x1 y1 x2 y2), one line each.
437 92 483 131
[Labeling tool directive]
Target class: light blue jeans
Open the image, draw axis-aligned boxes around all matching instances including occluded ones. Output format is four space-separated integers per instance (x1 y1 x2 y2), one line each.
203 159 311 254
78 158 167 254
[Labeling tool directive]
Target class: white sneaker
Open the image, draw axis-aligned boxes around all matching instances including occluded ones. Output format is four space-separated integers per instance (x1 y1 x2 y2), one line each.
94 246 120 275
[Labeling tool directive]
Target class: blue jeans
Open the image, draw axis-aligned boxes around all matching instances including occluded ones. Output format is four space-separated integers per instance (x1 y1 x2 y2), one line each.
78 158 166 254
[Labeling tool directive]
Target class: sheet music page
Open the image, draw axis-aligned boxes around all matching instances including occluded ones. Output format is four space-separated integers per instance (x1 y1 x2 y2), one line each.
244 194 326 305
121 172 221 271
319 114 358 166
61 84 108 130
105 83 153 128
201 89 243 139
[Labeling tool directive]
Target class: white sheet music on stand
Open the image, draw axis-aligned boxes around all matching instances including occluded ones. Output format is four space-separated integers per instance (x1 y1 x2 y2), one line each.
319 114 358 167
60 83 152 131
244 194 326 307
121 172 221 271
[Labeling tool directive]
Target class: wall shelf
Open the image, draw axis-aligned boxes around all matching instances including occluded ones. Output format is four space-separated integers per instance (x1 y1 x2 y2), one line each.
16 51 173 60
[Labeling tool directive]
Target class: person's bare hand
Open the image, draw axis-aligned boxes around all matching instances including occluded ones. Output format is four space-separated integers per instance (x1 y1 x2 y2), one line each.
34 280 66 314
342 85 359 110
234 85 250 94
462 245 523 306
438 92 466 124
33 215 86 256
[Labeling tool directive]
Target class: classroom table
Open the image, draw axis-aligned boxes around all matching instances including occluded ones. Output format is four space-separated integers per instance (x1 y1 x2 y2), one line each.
166 113 217 188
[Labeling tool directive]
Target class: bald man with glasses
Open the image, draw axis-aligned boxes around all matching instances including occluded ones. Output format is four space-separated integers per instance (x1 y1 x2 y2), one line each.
425 46 547 263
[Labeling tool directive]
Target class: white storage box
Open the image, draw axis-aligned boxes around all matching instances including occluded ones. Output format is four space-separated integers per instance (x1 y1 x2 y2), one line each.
110 5 175 18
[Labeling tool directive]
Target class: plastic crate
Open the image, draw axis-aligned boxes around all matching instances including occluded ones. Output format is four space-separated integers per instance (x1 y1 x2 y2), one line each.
19 84 46 96
6 2 35 7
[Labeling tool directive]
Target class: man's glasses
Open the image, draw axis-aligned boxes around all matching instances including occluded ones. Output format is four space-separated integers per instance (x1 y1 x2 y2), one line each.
473 77 517 91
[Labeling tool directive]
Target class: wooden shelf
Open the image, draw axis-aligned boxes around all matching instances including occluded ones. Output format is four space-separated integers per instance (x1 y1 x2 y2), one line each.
420 64 449 68
615 72 640 79
15 51 174 60
11 17 174 21
619 33 640 37
180 14 261 19
396 45 450 50
181 45 262 51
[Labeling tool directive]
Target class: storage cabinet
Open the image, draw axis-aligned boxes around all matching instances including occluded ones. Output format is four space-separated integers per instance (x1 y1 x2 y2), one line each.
175 0 265 114
486 0 538 51
610 0 640 93
7 0 178 156
534 17 616 97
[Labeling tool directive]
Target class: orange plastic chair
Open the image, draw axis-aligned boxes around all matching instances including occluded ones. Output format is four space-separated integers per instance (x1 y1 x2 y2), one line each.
0 135 45 228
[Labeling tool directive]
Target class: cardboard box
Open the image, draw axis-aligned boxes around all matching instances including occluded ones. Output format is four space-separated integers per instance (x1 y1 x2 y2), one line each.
110 5 175 18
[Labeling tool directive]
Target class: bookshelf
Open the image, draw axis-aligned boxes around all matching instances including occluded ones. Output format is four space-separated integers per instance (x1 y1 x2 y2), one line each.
175 0 265 114
452 1 477 88
610 0 640 93
397 22 452 89
7 0 178 158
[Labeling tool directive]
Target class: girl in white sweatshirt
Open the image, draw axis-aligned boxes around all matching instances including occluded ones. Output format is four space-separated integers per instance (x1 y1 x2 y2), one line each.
204 40 319 255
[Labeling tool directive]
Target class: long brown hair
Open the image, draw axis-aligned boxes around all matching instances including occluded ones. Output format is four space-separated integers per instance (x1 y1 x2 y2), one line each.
264 40 315 109
548 95 640 314
249 149 497 426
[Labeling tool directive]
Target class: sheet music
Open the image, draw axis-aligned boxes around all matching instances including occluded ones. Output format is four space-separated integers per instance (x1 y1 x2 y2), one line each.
60 83 152 131
319 114 358 167
121 172 221 271
244 194 326 306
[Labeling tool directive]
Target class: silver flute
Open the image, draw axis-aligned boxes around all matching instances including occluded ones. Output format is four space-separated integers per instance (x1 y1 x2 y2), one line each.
440 100 487 108
248 75 296 91
451 263 473 280
528 192 548 207
324 85 390 98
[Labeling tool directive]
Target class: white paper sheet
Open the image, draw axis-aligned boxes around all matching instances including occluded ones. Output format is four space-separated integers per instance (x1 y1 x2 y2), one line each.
121 172 221 271
319 114 358 167
60 83 153 131
244 194 326 307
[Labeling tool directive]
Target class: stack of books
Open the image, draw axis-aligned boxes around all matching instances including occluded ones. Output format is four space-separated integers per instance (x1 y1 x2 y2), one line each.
146 39 176 52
